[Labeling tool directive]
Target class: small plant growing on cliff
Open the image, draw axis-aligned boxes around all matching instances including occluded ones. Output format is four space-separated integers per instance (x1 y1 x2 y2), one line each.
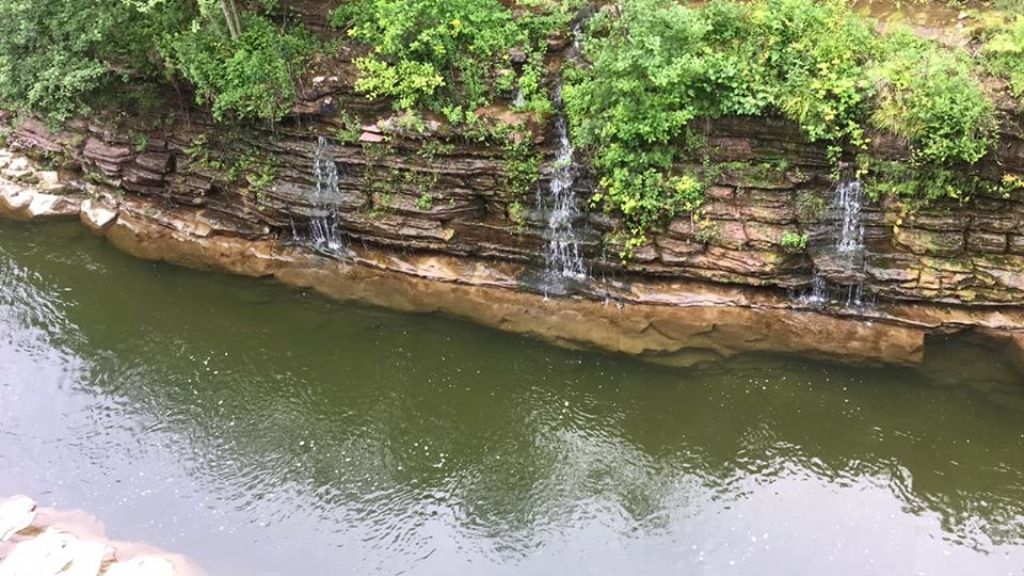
419 140 455 160
1002 173 1024 196
500 133 541 199
507 200 527 233
861 158 989 206
780 231 809 253
671 173 706 213
693 215 719 245
796 191 829 222
247 162 277 193
369 190 393 218
185 134 226 172
416 192 434 211
131 132 149 153
332 111 363 145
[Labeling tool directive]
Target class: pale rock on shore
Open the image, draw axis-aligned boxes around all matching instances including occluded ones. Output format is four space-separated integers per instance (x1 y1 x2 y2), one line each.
0 496 202 576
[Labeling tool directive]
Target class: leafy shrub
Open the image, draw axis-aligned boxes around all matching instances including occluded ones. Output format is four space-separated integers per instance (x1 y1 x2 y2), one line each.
860 159 989 205
754 0 881 155
0 0 166 120
564 0 997 245
0 0 313 122
416 192 434 211
333 0 573 119
162 13 314 121
780 231 808 253
871 31 995 165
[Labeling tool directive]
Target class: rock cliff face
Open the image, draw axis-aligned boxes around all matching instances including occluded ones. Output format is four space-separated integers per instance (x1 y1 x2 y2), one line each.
4 66 1024 371
10 93 1024 306
3 130 1024 374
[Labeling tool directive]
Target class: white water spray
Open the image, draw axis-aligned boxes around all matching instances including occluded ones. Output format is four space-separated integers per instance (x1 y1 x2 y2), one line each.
835 178 865 256
310 136 343 252
806 175 869 307
543 109 587 281
542 23 588 284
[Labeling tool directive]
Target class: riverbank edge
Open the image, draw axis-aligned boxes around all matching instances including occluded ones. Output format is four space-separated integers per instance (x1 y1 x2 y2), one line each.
4 172 1024 373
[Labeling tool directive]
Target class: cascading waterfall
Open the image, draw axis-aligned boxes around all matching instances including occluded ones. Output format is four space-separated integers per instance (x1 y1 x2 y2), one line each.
807 175 869 307
543 107 587 282
542 23 588 284
310 136 344 252
835 178 865 256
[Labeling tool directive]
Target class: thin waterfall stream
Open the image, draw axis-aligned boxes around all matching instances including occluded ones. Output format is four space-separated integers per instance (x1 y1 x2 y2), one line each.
542 24 588 287
310 136 344 253
543 105 587 283
836 177 865 256
807 175 869 306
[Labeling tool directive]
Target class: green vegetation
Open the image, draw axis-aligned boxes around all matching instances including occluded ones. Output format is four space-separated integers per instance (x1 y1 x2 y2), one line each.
563 0 998 246
0 0 313 122
182 133 280 207
500 134 541 199
416 192 434 211
3 0 1023 253
796 191 830 222
330 0 577 121
331 111 364 144
981 15 1024 97
0 1 157 120
507 200 527 232
131 132 150 153
869 31 994 165
780 231 809 253
860 157 1024 205
161 10 314 121
991 0 1024 15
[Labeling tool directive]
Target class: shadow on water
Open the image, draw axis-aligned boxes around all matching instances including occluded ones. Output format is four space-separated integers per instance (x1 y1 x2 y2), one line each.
1 219 1023 575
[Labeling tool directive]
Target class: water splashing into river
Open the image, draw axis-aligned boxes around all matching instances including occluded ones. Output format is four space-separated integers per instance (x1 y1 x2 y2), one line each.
310 136 343 252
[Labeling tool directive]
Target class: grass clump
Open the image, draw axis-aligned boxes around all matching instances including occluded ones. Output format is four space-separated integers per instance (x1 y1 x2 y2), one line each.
981 15 1024 97
871 31 995 165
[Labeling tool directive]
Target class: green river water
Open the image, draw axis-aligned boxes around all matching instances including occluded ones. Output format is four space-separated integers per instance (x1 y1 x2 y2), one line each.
1 218 1023 575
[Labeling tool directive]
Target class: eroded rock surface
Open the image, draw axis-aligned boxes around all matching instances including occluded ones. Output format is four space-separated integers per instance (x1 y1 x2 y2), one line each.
2 106 1024 372
4 169 1021 369
7 101 1024 306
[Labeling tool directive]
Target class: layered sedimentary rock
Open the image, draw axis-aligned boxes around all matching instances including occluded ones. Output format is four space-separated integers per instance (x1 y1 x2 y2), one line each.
3 155 1024 372
10 101 1024 305
3 60 1024 369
